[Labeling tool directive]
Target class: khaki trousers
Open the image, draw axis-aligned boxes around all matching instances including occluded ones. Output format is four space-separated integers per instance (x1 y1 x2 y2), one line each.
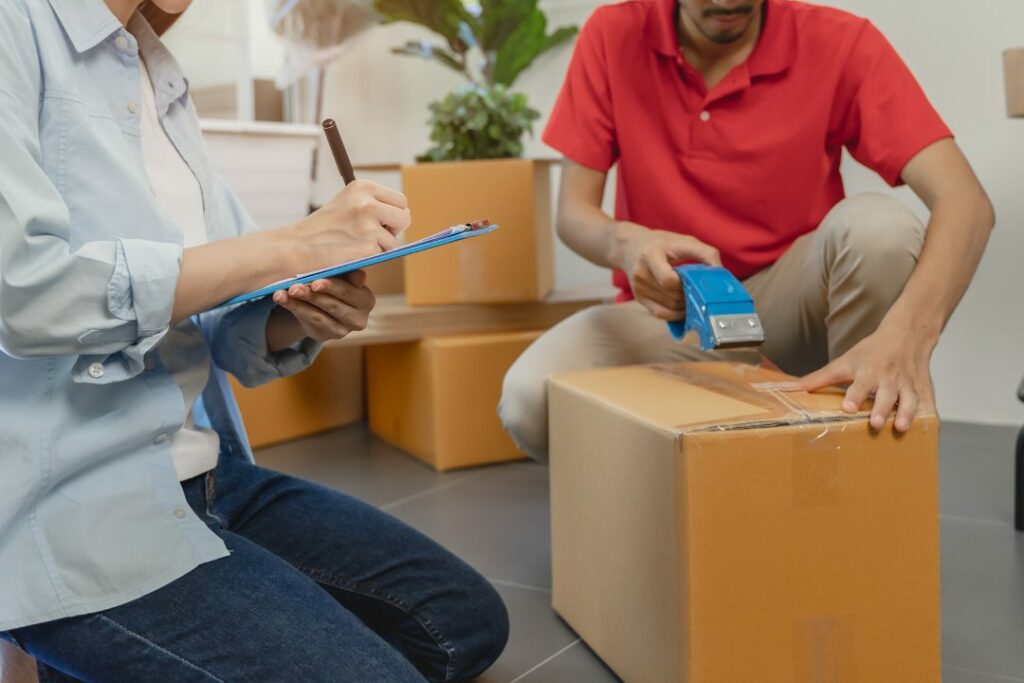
499 193 925 461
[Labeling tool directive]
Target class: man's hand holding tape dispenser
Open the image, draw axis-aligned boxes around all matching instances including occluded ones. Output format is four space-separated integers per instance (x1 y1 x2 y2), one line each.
498 0 995 462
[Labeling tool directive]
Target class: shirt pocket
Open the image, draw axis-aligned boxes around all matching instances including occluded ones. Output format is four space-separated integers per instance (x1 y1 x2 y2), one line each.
38 92 148 249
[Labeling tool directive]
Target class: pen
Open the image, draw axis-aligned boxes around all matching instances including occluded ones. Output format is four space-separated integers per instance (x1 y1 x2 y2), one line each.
322 118 357 186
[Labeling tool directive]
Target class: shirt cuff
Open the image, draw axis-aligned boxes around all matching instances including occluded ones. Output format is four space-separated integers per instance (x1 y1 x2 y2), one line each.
213 298 322 388
71 239 181 384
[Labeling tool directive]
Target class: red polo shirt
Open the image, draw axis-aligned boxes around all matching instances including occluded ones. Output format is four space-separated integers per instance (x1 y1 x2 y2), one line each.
544 0 952 300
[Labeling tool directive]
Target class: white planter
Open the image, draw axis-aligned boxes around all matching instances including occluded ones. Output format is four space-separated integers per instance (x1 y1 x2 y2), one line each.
200 119 320 230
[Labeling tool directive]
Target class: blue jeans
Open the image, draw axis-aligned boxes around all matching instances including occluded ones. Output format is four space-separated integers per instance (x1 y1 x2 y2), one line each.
2 452 509 681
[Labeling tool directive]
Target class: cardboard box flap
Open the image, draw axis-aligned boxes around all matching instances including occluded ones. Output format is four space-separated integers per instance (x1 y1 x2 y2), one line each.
550 362 867 434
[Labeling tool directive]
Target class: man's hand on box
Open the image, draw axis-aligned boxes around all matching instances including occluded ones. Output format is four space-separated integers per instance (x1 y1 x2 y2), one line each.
797 322 936 433
619 224 721 321
269 270 375 346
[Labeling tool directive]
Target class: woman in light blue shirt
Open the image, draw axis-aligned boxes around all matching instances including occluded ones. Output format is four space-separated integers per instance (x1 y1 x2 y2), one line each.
0 1 508 680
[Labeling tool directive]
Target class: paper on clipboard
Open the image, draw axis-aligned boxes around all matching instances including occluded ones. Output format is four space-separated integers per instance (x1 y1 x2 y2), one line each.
213 219 498 310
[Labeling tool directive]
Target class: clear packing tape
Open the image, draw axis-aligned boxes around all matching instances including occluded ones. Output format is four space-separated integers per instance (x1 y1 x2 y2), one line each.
647 361 939 436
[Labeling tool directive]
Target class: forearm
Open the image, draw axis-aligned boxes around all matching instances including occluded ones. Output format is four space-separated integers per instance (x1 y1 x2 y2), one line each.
883 187 994 340
558 199 636 271
172 227 302 323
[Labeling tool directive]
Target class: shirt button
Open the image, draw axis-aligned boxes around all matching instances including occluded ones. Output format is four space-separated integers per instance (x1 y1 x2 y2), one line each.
699 110 711 122
128 101 138 114
154 433 169 445
87 362 104 379
172 509 187 519
114 35 129 51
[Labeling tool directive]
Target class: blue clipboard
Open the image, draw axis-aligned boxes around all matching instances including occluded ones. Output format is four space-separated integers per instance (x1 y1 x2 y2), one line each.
215 220 498 310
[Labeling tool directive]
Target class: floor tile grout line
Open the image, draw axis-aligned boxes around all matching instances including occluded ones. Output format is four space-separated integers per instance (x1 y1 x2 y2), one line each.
944 664 1024 682
379 470 490 511
488 578 552 594
939 513 1015 527
507 639 582 683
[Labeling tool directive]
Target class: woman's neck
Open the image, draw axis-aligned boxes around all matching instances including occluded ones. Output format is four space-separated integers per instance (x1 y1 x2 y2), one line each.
105 0 143 26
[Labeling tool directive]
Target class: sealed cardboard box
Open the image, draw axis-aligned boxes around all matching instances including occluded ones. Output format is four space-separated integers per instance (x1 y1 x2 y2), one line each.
400 159 554 306
367 331 539 470
1005 48 1024 117
230 346 365 449
549 362 941 683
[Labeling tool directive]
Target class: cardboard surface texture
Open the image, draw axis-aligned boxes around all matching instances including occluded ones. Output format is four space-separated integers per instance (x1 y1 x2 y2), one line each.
230 346 365 449
549 362 941 683
366 330 539 471
1005 48 1024 117
401 159 554 306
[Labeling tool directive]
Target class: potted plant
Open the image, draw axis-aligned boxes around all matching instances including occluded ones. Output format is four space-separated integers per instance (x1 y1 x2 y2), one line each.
374 0 578 305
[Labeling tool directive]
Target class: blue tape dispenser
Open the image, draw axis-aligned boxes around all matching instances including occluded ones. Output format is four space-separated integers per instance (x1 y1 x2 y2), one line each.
667 265 766 351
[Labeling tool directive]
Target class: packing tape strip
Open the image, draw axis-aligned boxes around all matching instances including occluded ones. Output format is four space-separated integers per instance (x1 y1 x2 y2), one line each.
651 364 800 422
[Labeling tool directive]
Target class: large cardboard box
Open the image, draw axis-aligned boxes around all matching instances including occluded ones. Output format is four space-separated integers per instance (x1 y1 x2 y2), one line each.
400 159 554 306
549 362 941 683
366 330 539 470
1005 48 1024 117
230 346 365 449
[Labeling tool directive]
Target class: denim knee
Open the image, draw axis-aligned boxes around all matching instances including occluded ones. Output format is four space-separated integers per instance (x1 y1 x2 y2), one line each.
444 574 510 682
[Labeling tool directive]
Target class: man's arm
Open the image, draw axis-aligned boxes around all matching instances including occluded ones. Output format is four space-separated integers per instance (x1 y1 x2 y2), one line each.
800 139 995 431
557 159 721 320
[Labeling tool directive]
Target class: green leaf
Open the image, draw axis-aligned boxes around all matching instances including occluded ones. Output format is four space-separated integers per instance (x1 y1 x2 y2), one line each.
475 0 536 53
374 0 474 53
419 85 539 161
391 40 466 77
490 11 577 87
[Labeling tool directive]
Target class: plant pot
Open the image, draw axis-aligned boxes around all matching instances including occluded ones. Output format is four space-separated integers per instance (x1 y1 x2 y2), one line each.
400 158 555 306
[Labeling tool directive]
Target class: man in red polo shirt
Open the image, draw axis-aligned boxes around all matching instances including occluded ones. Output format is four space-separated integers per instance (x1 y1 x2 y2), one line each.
500 0 994 461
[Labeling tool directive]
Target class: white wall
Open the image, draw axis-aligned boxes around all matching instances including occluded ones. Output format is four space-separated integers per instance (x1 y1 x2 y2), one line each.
167 0 1024 426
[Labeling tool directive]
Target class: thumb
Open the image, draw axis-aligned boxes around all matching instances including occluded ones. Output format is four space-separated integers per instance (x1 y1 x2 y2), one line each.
663 236 721 267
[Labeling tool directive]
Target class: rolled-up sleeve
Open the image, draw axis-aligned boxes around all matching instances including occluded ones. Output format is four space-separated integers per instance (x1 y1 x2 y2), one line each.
196 176 321 388
0 5 181 383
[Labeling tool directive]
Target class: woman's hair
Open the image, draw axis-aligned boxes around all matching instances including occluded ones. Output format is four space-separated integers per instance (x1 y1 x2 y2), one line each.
140 2 183 36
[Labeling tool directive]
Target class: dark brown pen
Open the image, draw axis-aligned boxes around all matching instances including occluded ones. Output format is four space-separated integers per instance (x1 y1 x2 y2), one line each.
322 119 357 186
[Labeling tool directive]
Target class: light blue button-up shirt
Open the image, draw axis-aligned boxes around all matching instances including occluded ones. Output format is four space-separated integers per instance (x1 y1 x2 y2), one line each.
0 0 320 631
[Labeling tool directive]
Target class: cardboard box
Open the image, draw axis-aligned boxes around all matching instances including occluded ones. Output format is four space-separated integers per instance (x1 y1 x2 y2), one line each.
1004 48 1024 117
365 257 405 296
366 330 540 470
230 346 365 449
400 159 554 306
549 362 941 682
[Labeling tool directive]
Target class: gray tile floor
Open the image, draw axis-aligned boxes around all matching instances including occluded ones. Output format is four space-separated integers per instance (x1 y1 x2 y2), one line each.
258 420 1023 682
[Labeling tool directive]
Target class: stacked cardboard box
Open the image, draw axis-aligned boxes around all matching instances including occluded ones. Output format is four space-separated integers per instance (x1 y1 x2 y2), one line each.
366 330 541 471
549 362 941 682
230 346 365 449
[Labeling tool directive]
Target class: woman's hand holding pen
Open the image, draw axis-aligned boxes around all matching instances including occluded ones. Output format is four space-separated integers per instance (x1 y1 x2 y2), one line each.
292 179 411 273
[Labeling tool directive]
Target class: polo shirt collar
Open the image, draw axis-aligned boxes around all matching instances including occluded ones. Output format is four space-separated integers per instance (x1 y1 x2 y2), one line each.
46 0 123 54
646 0 797 77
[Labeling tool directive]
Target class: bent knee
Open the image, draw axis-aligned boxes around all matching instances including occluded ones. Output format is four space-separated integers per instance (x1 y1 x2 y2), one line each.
499 355 550 462
444 574 510 682
826 193 924 257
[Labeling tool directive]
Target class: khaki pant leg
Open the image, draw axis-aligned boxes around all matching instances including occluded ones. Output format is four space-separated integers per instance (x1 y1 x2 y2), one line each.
745 192 925 377
499 300 760 462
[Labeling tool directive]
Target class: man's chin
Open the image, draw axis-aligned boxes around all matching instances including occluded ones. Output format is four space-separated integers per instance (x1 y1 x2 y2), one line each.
702 27 750 44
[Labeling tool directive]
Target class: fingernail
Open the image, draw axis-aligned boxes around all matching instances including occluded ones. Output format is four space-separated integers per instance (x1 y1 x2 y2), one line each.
843 400 857 412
